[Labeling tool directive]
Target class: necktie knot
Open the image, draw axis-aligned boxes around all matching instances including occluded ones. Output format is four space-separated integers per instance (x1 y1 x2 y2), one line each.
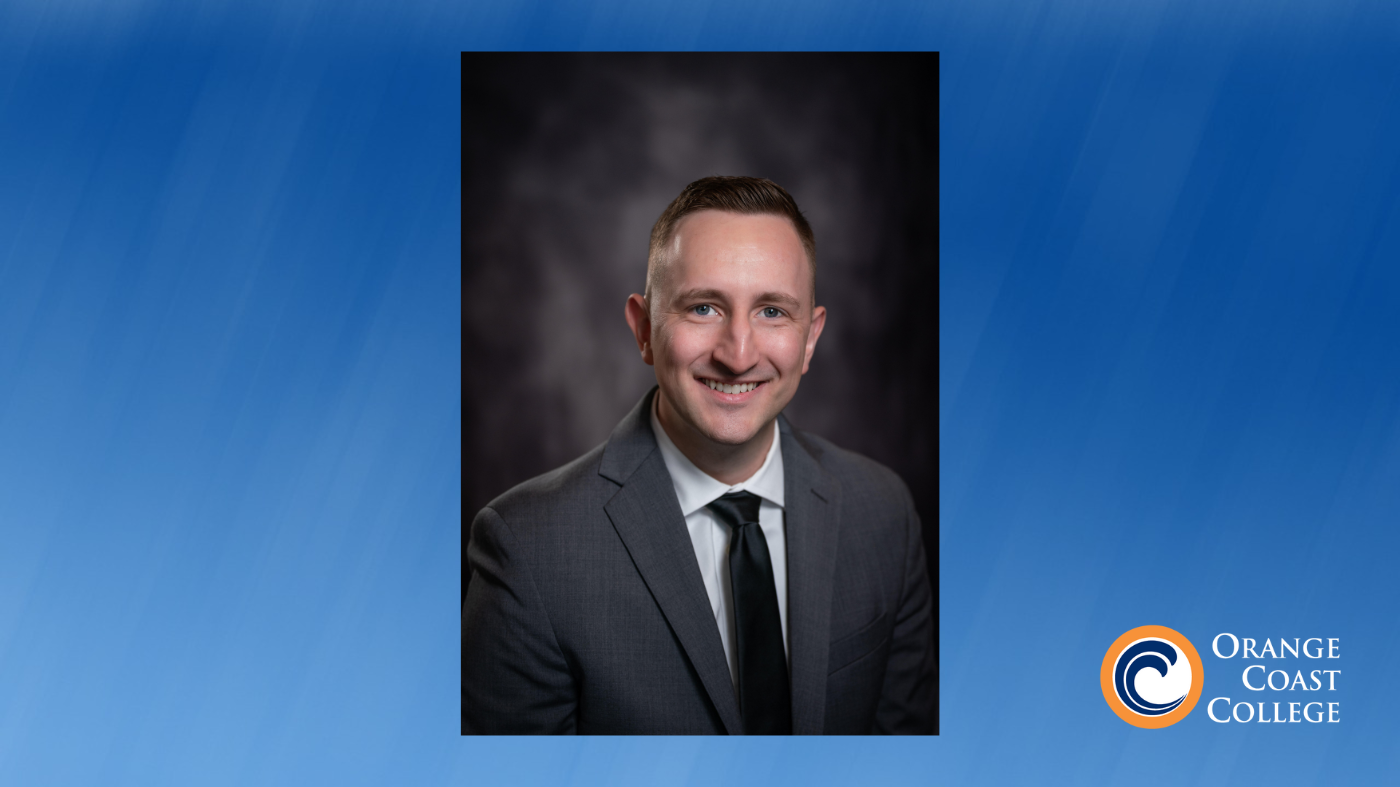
706 490 762 529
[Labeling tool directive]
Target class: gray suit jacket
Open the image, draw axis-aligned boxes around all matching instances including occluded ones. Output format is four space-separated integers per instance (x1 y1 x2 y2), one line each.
462 389 936 734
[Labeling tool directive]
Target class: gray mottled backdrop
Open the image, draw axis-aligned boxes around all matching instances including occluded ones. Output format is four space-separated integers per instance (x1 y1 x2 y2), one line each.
463 53 938 612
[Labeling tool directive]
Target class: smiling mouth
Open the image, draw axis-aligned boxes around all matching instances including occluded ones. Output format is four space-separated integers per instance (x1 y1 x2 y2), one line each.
699 378 764 395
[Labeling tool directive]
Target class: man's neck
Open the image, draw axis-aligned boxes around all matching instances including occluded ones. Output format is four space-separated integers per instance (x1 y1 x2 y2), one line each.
655 391 775 486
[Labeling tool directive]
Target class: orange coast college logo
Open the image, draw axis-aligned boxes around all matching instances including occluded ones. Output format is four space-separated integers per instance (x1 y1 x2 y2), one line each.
1101 625 1205 728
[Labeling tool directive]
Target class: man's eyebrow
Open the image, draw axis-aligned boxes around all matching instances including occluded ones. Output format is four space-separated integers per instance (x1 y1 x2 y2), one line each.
671 289 803 309
755 291 802 309
672 288 729 303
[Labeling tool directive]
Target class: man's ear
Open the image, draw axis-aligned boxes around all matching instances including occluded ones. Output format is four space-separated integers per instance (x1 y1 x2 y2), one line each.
801 305 827 375
624 294 655 365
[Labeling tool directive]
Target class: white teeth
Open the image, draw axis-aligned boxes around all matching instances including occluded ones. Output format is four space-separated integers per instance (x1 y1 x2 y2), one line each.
705 379 759 394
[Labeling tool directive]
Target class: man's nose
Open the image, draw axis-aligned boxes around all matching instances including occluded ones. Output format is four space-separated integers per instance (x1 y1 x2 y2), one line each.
713 312 758 374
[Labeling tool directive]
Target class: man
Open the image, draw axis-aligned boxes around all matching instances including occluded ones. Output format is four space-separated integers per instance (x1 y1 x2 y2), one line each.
463 176 936 734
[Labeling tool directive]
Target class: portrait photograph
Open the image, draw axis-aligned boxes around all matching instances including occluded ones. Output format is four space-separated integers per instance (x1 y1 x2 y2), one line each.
462 52 940 735
9 0 1400 782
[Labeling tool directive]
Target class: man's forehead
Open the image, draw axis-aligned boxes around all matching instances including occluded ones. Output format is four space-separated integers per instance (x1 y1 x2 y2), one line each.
666 211 810 290
671 210 804 254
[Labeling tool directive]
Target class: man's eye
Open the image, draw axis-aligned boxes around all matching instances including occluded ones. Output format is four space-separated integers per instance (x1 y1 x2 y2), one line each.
762 307 783 318
693 304 714 316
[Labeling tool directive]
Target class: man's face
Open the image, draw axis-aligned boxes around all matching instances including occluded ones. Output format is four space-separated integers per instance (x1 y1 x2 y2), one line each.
630 210 826 449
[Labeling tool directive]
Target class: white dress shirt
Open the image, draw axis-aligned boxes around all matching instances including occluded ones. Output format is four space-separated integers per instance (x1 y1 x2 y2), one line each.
650 399 788 686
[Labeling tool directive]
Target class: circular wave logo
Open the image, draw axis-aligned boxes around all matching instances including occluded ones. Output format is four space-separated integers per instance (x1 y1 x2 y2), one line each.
1100 625 1204 728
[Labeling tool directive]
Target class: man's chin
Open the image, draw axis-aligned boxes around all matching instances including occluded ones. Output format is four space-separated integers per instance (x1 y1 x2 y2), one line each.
659 388 776 448
691 416 771 447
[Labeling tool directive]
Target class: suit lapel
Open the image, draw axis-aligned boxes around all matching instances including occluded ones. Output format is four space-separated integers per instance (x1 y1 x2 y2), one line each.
780 416 842 735
600 391 743 735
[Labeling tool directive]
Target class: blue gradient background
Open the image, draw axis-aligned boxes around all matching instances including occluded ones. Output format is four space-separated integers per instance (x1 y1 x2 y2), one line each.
4 0 1399 785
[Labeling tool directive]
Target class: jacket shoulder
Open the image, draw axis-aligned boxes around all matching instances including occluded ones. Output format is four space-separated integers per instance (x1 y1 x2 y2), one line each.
790 426 914 512
477 442 619 536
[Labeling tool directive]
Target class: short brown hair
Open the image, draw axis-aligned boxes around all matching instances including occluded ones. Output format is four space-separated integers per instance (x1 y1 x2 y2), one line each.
646 176 816 305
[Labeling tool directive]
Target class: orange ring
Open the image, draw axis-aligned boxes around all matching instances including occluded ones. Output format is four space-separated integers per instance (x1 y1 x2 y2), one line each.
1100 625 1204 728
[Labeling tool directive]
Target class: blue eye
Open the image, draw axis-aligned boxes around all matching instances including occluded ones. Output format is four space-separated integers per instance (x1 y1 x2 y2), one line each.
693 304 714 316
762 307 782 318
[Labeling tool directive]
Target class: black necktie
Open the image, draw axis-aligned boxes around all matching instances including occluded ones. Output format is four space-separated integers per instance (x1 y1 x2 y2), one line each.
706 491 792 735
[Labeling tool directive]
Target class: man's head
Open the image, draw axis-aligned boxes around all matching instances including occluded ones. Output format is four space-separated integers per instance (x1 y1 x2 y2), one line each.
625 176 826 459
645 176 817 308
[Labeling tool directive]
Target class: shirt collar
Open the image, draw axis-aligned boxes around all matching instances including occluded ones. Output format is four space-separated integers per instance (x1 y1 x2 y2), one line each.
650 395 786 517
